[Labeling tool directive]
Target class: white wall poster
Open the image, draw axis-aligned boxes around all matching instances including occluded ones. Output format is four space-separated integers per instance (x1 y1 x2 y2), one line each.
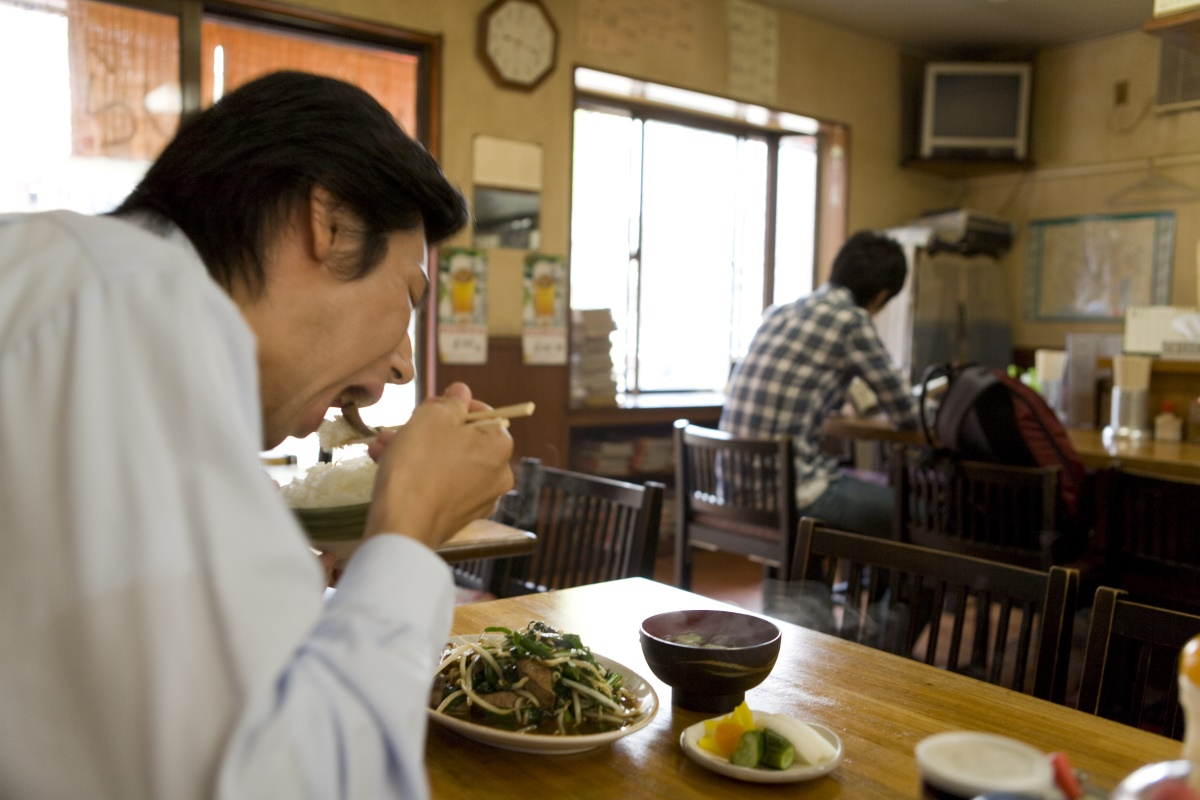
521 253 567 364
438 247 488 364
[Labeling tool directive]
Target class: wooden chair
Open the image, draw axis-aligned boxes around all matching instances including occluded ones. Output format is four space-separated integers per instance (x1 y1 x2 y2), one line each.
673 420 798 591
1076 586 1200 740
778 517 1079 702
892 444 1083 571
487 458 664 596
1094 467 1200 615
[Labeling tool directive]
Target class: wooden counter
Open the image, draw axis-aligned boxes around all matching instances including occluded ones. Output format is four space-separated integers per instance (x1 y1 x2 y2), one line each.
1067 428 1200 482
821 415 1200 482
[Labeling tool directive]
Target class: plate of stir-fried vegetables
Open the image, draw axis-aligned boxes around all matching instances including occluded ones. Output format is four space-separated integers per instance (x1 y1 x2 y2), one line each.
428 621 658 754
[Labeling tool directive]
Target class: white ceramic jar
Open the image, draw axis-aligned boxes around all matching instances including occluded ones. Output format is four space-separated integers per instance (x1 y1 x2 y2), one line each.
915 732 1054 800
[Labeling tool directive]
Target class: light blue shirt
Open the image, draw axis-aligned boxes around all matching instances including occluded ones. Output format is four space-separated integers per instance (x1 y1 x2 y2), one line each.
0 211 454 799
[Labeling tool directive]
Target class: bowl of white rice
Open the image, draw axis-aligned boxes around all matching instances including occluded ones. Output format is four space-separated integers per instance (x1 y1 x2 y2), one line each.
281 455 378 542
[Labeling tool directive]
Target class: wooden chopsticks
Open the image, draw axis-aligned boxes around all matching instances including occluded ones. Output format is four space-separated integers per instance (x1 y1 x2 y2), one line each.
337 400 536 443
465 401 536 425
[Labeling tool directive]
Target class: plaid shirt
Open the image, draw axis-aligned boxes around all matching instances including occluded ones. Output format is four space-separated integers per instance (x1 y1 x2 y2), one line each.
720 284 918 505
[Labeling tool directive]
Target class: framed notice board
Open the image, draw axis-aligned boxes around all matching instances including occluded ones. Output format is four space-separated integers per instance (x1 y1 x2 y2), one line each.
1024 212 1175 322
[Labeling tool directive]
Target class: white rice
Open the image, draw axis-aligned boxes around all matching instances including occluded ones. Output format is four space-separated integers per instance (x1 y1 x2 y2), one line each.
317 415 364 451
280 455 377 508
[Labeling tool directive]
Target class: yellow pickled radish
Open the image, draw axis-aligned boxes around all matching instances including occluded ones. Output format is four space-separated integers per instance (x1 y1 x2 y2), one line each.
697 702 759 757
732 700 755 730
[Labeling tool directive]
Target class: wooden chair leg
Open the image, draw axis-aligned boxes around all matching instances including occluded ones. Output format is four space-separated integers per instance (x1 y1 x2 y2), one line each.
675 532 693 590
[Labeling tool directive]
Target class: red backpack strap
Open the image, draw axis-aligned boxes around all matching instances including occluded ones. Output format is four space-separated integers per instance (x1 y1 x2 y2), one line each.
996 371 1086 517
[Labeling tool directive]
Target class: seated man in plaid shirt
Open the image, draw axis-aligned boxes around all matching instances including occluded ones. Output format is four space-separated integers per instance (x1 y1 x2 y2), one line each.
720 230 919 539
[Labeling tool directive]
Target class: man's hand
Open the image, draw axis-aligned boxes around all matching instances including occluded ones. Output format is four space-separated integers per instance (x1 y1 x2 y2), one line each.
363 383 514 548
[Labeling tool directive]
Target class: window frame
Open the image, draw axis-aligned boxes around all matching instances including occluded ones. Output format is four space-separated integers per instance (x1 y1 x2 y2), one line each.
571 76 846 396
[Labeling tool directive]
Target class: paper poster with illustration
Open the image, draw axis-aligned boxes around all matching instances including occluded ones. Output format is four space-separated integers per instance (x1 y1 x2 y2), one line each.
521 253 567 364
438 247 488 364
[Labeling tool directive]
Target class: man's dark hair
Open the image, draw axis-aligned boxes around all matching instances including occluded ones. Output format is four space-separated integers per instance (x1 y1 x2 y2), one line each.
112 71 468 296
828 230 907 308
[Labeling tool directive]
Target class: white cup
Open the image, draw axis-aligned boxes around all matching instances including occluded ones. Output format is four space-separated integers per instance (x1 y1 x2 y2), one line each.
915 732 1054 800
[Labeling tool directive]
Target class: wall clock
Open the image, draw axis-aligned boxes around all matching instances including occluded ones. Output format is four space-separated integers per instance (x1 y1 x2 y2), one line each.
478 0 558 91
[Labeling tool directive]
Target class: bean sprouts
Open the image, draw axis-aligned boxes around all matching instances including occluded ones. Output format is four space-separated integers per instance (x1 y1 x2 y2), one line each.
430 621 643 735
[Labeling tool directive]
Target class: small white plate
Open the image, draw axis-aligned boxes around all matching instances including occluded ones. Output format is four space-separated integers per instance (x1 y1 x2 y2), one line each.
428 648 659 755
679 715 843 784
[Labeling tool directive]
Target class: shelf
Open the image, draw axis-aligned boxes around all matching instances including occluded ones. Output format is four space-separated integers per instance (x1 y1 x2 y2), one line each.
568 392 724 429
1144 8 1200 54
1096 357 1200 375
901 157 1035 179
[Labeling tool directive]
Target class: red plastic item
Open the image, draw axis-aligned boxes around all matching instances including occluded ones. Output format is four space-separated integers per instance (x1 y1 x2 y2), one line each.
1050 752 1084 800
1146 783 1200 800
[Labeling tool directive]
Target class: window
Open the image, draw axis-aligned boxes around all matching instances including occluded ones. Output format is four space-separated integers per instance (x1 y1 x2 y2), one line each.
0 0 178 216
1 0 439 469
570 68 836 395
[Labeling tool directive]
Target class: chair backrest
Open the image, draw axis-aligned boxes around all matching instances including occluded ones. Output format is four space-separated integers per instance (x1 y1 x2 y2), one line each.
673 420 798 587
1076 586 1200 740
780 517 1079 702
493 458 664 595
1095 467 1200 615
892 444 1071 570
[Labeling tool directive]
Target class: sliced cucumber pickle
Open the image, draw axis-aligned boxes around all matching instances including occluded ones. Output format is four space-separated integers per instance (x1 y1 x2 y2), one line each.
729 729 764 768
761 729 796 770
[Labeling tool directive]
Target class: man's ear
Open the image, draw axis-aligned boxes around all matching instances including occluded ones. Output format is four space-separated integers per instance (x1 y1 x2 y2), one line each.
308 184 343 265
865 289 891 315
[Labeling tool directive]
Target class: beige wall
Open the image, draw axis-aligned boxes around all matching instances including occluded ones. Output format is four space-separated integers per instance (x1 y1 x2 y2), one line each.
297 0 949 333
960 30 1200 350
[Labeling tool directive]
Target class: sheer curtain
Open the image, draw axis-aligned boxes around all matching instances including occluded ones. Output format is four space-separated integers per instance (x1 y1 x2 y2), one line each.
0 0 177 215
200 19 418 133
67 0 179 163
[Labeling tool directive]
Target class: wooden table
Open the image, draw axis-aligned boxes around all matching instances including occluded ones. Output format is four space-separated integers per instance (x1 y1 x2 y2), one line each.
822 414 923 445
434 518 537 563
309 518 536 562
426 578 1180 799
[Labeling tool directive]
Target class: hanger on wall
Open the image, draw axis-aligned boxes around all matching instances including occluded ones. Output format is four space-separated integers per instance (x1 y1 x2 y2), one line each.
1106 158 1200 207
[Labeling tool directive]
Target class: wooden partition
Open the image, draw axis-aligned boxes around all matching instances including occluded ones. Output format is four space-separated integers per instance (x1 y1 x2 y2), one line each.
434 337 571 468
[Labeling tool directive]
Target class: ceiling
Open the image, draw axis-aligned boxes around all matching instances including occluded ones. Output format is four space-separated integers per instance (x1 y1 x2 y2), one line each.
755 0 1157 55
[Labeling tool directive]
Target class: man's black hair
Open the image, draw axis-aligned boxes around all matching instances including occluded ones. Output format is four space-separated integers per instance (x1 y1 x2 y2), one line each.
113 71 468 296
828 230 907 308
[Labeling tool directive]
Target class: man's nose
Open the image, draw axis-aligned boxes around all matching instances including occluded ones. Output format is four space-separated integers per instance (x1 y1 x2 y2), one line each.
389 335 415 384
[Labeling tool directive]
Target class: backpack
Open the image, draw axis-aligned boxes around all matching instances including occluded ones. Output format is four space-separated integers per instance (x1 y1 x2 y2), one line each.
918 362 1087 523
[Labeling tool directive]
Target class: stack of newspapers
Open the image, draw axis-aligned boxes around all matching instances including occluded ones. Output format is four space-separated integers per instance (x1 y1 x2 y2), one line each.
570 308 619 408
